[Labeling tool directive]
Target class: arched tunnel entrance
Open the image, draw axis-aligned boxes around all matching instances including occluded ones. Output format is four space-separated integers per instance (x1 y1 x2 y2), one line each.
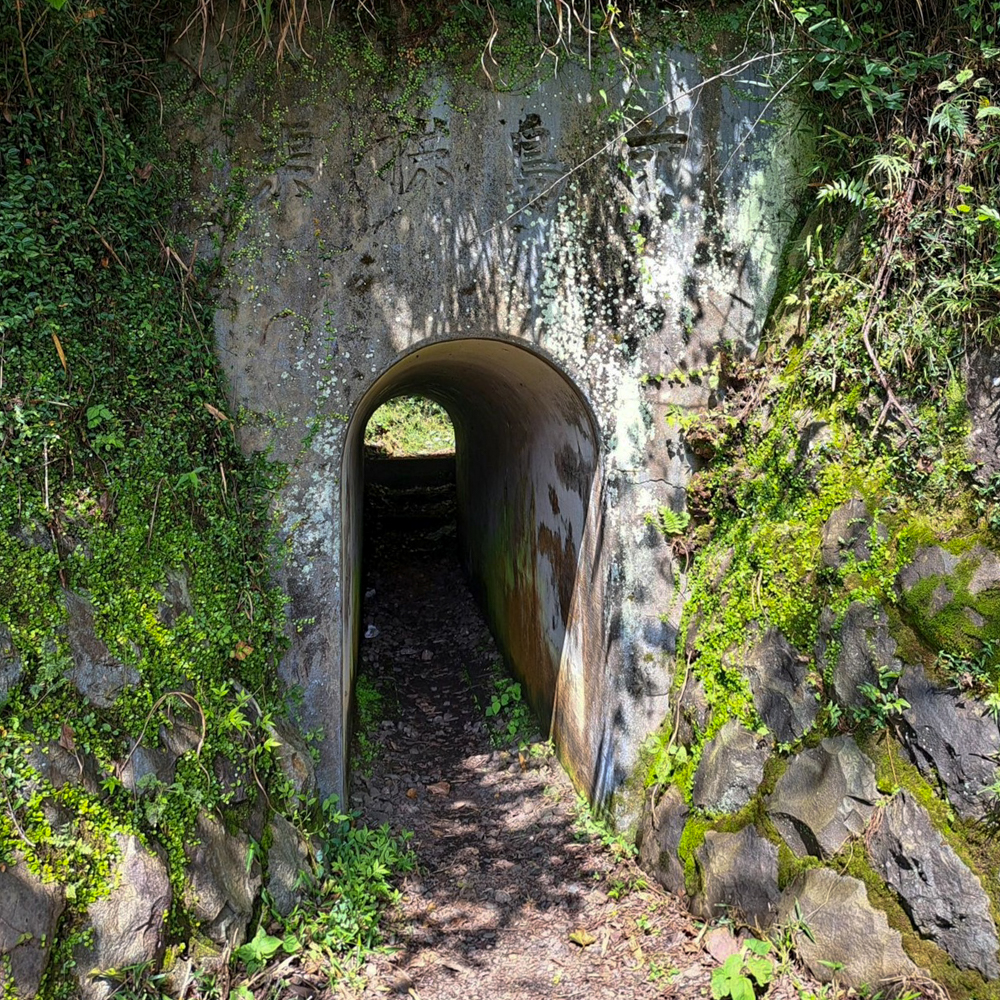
341 338 603 793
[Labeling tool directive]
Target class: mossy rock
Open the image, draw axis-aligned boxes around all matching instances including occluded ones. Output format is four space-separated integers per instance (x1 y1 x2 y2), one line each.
899 545 1000 658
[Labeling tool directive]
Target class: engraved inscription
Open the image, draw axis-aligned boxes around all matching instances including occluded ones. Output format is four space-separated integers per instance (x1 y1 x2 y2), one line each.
398 116 453 195
511 113 565 215
285 118 316 174
283 118 317 199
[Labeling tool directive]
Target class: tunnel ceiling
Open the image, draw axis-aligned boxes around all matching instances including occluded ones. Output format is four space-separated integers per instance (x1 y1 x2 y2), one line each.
351 338 600 445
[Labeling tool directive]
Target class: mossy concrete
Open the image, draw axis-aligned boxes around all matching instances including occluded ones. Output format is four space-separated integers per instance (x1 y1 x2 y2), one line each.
176 36 811 808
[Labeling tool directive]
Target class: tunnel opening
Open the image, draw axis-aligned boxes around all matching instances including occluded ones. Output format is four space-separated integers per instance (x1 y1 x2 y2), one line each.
362 395 458 568
340 339 604 797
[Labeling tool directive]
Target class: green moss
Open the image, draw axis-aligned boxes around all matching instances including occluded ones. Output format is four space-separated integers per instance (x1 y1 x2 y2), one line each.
677 814 711 898
896 542 1000 661
775 842 823 891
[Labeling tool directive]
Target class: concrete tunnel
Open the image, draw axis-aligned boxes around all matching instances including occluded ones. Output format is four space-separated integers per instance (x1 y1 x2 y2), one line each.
340 337 606 791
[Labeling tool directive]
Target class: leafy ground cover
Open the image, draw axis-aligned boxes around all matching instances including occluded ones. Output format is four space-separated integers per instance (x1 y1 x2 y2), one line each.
364 397 455 457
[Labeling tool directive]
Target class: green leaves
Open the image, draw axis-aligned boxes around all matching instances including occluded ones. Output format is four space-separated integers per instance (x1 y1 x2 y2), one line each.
481 673 533 745
235 926 301 973
646 506 691 538
929 99 970 139
710 940 774 1000
815 176 871 208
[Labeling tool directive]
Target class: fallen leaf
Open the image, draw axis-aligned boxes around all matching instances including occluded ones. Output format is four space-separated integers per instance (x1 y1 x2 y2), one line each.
52 333 68 374
439 957 472 974
427 781 451 796
406 788 418 799
569 928 596 948
704 925 741 963
58 724 76 753
204 402 228 422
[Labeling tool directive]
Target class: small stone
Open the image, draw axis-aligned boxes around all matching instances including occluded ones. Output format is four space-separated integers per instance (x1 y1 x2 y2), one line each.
26 740 101 795
822 602 900 711
119 745 175 794
674 675 710 746
64 590 140 708
968 544 1000 595
897 545 960 593
868 790 999 978
693 826 780 929
965 607 986 629
820 498 885 568
635 785 688 894
741 628 818 744
266 718 317 805
0 627 23 708
0 856 66 999
156 567 193 627
75 834 171 1000
898 663 1000 820
184 811 261 948
266 814 312 917
159 712 202 758
928 581 953 614
965 344 1000 483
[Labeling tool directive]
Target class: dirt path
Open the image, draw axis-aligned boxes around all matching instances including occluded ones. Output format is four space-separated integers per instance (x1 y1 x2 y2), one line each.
340 503 810 1000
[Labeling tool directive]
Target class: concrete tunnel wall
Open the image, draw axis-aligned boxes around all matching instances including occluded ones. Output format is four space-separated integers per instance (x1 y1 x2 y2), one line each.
184 35 812 820
342 339 602 792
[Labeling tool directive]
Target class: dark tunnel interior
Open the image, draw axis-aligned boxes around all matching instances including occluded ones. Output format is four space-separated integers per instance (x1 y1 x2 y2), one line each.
340 339 603 789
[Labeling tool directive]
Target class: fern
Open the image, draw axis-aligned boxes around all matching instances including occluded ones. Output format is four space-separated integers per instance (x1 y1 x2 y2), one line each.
929 99 970 140
646 506 691 537
816 176 870 207
866 153 911 196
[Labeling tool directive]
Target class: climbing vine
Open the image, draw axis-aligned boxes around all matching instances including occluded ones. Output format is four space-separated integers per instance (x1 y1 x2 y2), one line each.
0 3 299 989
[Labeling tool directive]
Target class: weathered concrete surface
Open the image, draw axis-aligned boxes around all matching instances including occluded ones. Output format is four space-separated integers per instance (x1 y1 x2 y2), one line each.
341 339 602 790
181 37 810 805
